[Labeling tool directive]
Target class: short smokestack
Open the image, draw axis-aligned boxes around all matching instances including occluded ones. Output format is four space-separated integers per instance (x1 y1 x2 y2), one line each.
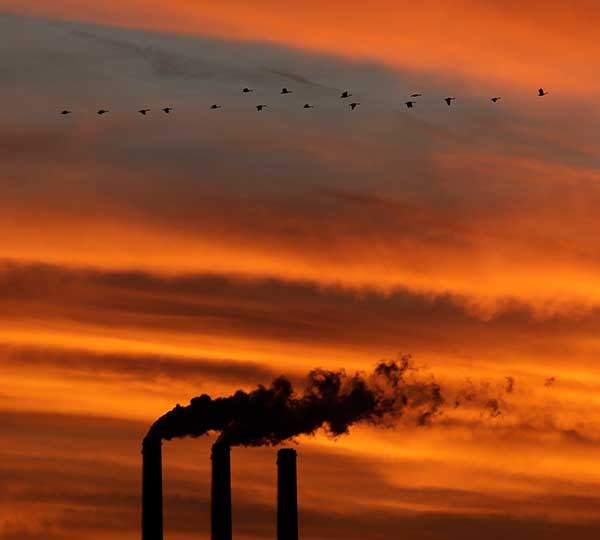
277 448 298 540
142 436 163 540
211 443 232 540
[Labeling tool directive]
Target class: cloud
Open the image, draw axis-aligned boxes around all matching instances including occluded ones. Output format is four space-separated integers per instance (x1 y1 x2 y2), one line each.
0 520 67 540
68 28 215 80
4 259 600 360
2 15 600 317
6 0 600 97
263 68 335 91
0 345 274 385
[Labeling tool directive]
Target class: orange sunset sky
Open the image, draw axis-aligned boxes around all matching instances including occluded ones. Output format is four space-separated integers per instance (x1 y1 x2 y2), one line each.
1 2 600 539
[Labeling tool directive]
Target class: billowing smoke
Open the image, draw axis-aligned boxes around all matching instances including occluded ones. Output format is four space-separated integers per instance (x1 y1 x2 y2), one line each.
146 358 444 446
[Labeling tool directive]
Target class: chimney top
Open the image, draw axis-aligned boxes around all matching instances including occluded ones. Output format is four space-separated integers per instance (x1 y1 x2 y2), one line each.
211 443 231 458
277 448 297 463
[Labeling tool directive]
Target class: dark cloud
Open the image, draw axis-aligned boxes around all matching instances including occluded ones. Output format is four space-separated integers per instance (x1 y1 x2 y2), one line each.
0 128 73 158
436 416 600 449
309 510 600 540
0 519 67 540
0 345 274 386
69 29 214 80
4 259 600 370
264 68 335 90
1 409 146 442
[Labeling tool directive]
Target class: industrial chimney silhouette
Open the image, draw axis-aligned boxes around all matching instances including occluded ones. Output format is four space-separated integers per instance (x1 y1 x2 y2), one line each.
141 440 302 540
277 449 299 540
211 443 233 540
141 437 163 540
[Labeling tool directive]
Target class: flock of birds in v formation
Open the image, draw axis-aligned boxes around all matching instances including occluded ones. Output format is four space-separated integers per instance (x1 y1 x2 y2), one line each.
59 87 551 116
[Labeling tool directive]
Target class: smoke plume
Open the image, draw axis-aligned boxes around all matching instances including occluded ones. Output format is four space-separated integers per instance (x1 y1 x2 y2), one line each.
146 358 444 446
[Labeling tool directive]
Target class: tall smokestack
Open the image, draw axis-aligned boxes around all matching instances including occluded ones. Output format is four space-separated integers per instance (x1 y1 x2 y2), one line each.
211 443 232 540
142 436 163 540
277 449 299 540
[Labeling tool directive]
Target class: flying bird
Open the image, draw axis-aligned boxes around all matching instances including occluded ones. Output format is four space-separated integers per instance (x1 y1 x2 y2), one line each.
491 97 501 103
138 109 151 115
60 110 72 115
97 109 109 115
280 88 293 94
303 104 314 109
210 104 222 109
444 97 456 106
162 107 173 114
340 91 352 98
256 104 267 111
538 87 549 96
242 87 254 93
410 93 423 98
349 102 360 110
405 101 416 108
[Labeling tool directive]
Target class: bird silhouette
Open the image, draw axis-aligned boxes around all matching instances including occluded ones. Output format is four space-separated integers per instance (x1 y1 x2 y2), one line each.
405 101 416 109
281 88 293 94
138 109 151 115
97 109 109 115
60 110 72 115
340 91 352 98
162 107 173 114
491 97 501 103
444 97 456 106
256 105 267 111
349 102 360 110
410 93 423 98
303 104 314 109
210 104 222 109
242 87 254 93
538 88 548 96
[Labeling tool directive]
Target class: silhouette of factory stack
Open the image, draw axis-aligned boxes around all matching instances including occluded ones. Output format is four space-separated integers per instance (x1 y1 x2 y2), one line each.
141 441 301 540
277 449 299 540
211 443 233 540
141 437 163 540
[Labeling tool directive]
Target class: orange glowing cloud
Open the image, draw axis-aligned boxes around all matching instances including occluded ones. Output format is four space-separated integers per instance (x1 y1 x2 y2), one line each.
3 149 600 316
5 0 600 95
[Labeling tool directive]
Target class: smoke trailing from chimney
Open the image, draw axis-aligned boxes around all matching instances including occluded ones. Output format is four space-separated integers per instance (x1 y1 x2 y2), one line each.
146 358 445 446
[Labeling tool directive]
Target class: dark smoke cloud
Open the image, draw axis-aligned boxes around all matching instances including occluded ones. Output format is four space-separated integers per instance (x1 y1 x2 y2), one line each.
146 357 445 446
451 375 527 419
484 399 502 419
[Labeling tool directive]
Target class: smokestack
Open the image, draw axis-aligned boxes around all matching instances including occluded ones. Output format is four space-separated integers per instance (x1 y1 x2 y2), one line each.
211 443 233 540
277 449 299 540
141 436 163 540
